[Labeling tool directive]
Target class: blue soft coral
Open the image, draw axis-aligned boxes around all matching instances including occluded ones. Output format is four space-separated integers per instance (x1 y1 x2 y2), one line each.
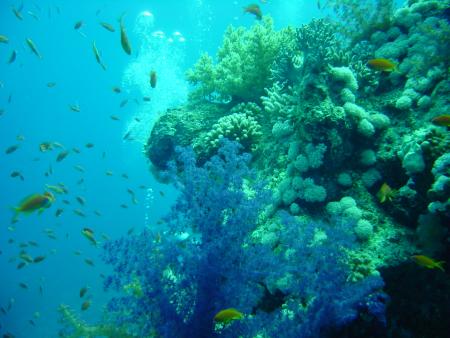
103 140 387 337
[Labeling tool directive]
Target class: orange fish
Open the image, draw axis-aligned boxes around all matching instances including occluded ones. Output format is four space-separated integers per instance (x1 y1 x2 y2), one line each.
431 115 450 127
150 70 157 88
13 192 55 219
243 4 262 20
367 58 397 72
376 183 396 203
411 255 445 272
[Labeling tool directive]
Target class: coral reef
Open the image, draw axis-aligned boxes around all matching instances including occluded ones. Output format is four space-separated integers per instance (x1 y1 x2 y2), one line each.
131 0 449 336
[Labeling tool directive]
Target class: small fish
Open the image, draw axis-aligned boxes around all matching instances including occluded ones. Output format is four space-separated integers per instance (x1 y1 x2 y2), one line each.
123 131 133 141
28 319 36 326
73 209 86 217
79 286 88 298
76 196 86 205
139 185 147 189
85 143 94 148
243 4 262 20
10 171 24 181
55 208 64 217
47 82 56 88
127 227 134 235
17 262 26 269
5 144 20 154
213 308 244 323
120 204 128 209
127 188 135 196
367 58 397 72
74 250 82 256
119 99 128 108
84 258 94 267
8 50 17 64
47 233 57 240
74 21 83 30
12 6 23 20
132 196 138 205
62 199 70 205
26 38 42 59
69 104 80 112
19 282 28 290
77 178 84 185
150 70 157 88
45 184 67 194
101 233 110 241
28 241 38 247
92 41 107 70
317 0 321 9
81 300 91 311
105 170 113 176
0 35 9 43
16 135 25 141
56 150 69 162
142 96 151 102
27 10 40 20
39 142 53 152
159 191 165 197
431 114 450 127
72 147 81 153
33 256 46 263
119 14 132 55
74 165 85 172
100 22 115 32
411 255 445 272
94 210 102 216
112 86 121 93
12 192 55 219
122 173 129 179
20 253 34 263
377 183 396 203
110 115 120 121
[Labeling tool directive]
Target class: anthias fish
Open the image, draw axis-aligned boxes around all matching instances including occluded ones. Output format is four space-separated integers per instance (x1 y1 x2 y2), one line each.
25 38 42 59
100 22 115 32
214 308 244 323
243 4 262 20
92 41 107 70
431 114 450 127
367 58 396 72
411 255 445 272
119 15 132 55
13 192 55 218
150 70 157 88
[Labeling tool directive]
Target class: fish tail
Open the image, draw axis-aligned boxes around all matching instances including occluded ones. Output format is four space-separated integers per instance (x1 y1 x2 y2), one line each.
10 206 20 222
435 261 445 272
117 11 126 24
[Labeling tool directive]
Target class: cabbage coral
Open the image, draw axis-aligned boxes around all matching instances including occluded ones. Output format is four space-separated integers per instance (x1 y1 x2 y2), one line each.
186 16 294 102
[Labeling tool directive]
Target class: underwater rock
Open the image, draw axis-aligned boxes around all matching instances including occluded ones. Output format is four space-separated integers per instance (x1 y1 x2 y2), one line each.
145 103 228 172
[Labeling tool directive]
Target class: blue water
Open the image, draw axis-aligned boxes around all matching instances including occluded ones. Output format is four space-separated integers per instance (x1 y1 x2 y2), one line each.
0 1 327 336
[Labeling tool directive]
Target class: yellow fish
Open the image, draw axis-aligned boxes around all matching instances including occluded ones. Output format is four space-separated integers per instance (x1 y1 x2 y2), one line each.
377 183 396 203
411 255 445 272
213 308 244 323
367 58 396 72
13 192 55 219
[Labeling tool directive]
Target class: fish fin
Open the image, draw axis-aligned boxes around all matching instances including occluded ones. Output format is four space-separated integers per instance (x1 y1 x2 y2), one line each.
435 261 445 272
117 12 126 24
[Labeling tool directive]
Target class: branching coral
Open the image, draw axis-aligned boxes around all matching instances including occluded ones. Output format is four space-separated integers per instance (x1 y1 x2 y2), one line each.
326 0 395 45
296 19 340 73
186 17 293 102
58 304 135 338
261 82 295 121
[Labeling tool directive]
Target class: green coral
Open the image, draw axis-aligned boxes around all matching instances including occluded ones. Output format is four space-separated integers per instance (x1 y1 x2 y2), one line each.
195 111 263 156
186 16 294 102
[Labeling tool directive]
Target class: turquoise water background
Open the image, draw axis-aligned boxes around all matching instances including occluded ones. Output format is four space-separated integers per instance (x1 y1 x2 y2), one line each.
0 1 403 337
